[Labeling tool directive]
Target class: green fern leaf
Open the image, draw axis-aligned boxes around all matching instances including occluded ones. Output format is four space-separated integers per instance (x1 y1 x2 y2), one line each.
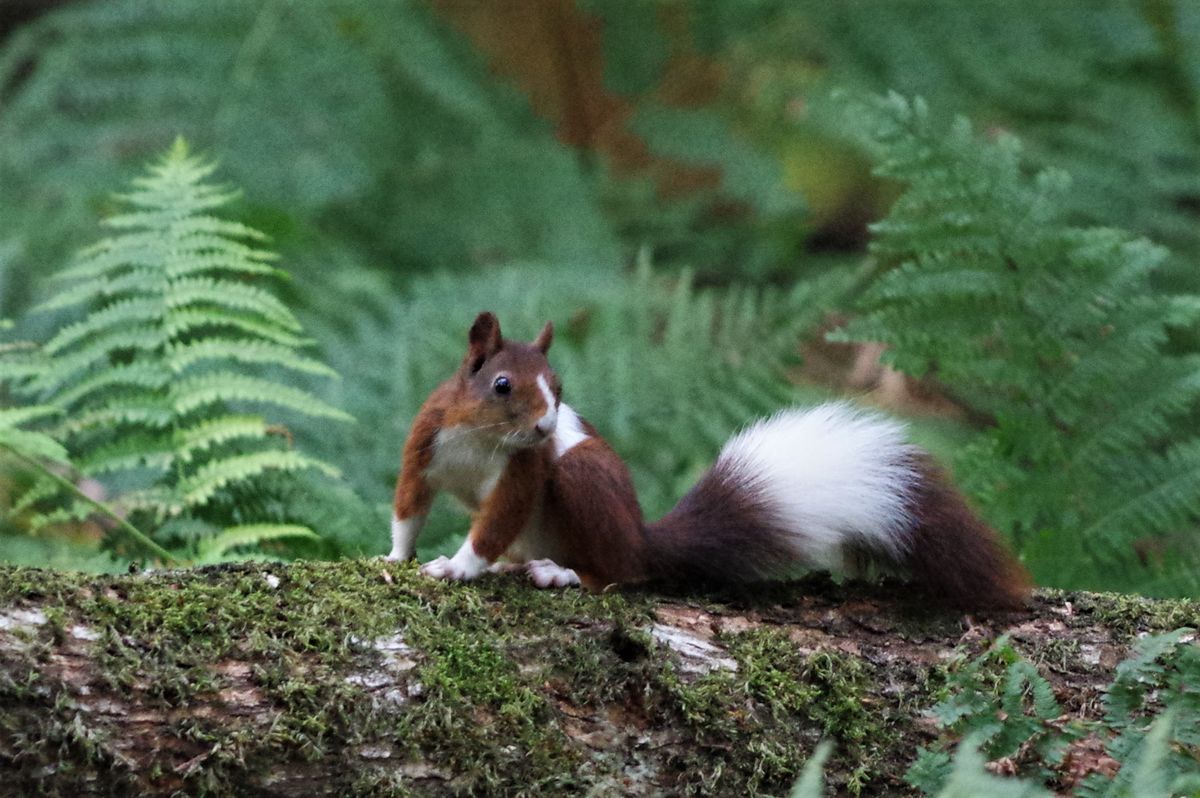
43 297 164 355
180 451 340 508
56 237 172 281
827 91 1200 596
164 308 311 348
165 276 300 330
0 405 69 467
1104 629 1194 727
26 326 166 394
0 405 62 430
934 734 1051 798
0 426 69 465
105 214 266 241
62 396 176 433
37 268 167 312
77 431 176 476
53 362 173 410
162 253 285 280
174 415 270 463
5 140 355 560
196 524 321 561
8 475 62 515
172 372 352 421
165 340 338 378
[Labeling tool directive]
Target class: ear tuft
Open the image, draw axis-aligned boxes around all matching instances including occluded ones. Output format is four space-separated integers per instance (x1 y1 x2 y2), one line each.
466 312 503 373
533 320 554 354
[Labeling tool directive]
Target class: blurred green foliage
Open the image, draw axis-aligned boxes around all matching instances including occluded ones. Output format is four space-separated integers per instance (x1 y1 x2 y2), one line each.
0 0 1198 601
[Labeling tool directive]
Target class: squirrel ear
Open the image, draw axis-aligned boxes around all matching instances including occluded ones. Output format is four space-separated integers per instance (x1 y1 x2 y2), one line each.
533 320 553 354
466 312 502 373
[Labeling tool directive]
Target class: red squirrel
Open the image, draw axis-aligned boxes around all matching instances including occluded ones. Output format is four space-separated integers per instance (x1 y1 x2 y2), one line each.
388 312 1030 609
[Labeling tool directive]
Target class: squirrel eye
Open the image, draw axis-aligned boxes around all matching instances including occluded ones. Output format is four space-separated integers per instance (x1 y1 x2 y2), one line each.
493 376 512 395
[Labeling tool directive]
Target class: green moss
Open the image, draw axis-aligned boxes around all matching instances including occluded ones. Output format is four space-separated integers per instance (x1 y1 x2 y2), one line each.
0 564 91 606
1055 589 1200 639
391 600 580 793
0 672 140 796
647 626 924 796
1035 637 1083 673
3 563 1191 797
0 562 938 795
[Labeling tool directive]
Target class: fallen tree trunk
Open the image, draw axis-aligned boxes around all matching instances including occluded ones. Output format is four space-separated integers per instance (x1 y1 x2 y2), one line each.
0 561 1195 797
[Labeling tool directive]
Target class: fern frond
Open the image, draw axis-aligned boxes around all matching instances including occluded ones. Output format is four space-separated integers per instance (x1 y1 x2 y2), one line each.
8 475 62 515
1083 443 1200 554
26 504 95 533
76 431 176 476
5 141 354 561
0 405 62 431
164 308 311 348
165 340 338 378
53 362 172 410
43 297 164 355
1103 629 1194 727
56 238 171 281
1067 360 1200 466
162 253 285 280
828 91 1200 595
161 233 276 265
0 426 69 465
0 401 175 562
26 326 166 394
196 524 321 562
0 403 69 468
61 396 176 433
172 372 352 420
165 276 299 330
36 268 167 312
58 232 276 282
173 415 269 463
104 213 266 240
180 451 340 509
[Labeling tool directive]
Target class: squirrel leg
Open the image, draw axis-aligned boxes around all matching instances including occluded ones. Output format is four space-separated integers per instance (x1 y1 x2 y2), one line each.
388 417 438 561
387 514 427 562
388 474 432 562
422 450 542 582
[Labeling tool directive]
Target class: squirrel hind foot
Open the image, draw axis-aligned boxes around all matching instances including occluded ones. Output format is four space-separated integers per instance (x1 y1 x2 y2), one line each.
525 559 581 589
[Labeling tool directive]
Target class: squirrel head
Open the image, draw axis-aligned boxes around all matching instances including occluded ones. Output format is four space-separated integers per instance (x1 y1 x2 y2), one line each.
453 311 561 449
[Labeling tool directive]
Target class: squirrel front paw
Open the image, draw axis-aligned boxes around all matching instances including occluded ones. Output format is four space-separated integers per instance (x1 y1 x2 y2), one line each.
420 542 488 582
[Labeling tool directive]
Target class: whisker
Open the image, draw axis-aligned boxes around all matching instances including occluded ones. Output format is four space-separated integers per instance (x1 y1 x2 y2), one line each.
416 421 512 453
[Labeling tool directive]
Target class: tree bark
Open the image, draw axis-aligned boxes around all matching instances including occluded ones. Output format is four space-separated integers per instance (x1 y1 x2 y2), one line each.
0 561 1195 797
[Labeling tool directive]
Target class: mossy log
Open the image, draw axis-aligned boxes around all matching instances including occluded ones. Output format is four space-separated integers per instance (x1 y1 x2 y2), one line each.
0 561 1196 797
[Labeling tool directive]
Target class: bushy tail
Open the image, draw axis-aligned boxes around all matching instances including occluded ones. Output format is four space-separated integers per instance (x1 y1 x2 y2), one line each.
643 403 1030 609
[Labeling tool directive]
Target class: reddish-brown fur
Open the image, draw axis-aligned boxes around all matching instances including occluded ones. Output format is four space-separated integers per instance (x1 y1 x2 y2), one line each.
391 398 444 520
469 448 546 561
541 436 647 589
393 311 1031 611
900 455 1031 609
644 457 797 586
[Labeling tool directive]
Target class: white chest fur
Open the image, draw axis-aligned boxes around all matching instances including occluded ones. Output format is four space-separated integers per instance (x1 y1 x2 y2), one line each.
425 426 508 510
